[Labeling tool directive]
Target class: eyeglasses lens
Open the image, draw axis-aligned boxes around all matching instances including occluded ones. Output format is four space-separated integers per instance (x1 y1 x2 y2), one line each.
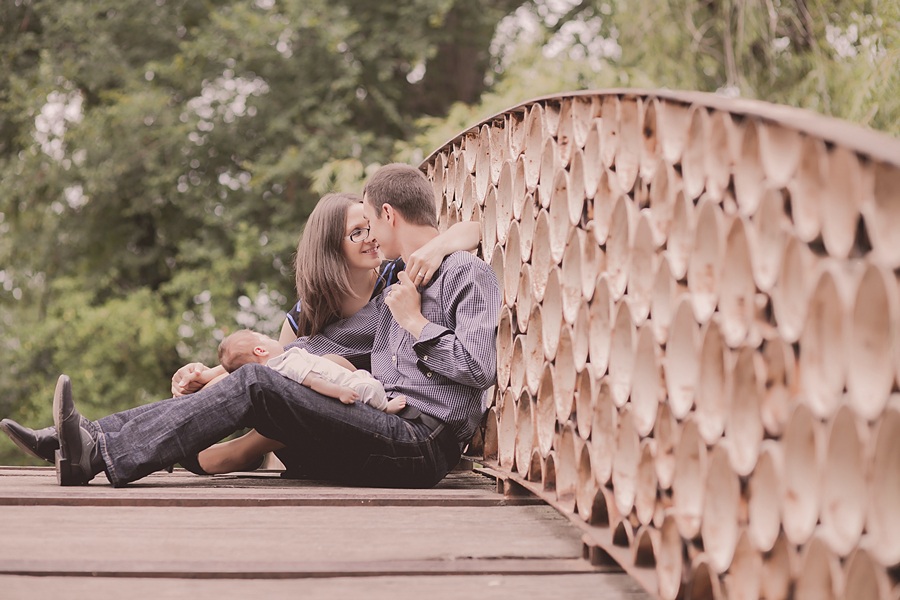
349 228 369 243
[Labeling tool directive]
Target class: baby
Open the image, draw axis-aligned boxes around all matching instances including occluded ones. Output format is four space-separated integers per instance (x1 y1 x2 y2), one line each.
218 330 406 414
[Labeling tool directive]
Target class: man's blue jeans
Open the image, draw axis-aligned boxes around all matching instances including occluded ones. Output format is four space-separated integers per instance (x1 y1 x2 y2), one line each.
95 363 460 488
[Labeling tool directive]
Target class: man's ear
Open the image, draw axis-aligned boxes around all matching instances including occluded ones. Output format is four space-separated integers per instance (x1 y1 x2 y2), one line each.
381 203 397 225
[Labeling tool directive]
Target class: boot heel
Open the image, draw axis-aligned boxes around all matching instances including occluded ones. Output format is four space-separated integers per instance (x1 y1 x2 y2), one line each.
56 449 87 486
56 450 70 486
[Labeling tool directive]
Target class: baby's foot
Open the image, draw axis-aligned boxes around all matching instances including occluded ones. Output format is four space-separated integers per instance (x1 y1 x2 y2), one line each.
385 395 407 414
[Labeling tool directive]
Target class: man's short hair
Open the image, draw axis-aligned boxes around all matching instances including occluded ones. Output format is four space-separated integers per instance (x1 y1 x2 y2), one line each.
363 163 438 227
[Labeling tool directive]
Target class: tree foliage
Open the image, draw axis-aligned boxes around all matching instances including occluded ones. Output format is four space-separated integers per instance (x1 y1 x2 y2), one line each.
398 0 898 168
0 0 531 463
534 0 900 134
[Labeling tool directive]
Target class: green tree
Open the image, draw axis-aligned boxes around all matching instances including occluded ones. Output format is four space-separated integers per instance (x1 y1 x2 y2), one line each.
522 0 900 134
0 0 534 464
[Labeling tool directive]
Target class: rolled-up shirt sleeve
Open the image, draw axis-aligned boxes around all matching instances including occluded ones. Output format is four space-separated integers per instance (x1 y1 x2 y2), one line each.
412 260 501 389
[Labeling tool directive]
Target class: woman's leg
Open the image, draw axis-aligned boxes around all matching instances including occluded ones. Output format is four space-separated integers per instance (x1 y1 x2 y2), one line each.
197 429 285 474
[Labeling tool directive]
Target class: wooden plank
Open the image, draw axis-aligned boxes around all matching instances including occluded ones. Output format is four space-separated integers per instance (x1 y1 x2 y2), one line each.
0 573 652 599
0 557 608 577
0 506 587 566
0 468 542 507
476 466 661 597
0 496 543 507
0 469 652 598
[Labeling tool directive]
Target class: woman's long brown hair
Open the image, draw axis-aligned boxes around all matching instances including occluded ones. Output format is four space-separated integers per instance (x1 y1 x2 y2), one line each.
293 192 362 337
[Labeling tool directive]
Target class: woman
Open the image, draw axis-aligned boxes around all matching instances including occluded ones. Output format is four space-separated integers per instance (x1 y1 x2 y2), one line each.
172 192 480 474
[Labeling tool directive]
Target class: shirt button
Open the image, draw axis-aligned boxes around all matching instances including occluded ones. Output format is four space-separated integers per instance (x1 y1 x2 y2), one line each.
426 372 432 378
423 355 428 361
392 355 397 363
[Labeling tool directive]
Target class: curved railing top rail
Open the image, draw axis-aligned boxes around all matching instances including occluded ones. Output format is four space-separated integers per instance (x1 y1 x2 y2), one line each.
423 88 900 168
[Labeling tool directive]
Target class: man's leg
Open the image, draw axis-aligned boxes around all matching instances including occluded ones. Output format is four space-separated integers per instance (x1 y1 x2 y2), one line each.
51 362 458 488
103 363 459 487
96 364 273 486
247 367 461 488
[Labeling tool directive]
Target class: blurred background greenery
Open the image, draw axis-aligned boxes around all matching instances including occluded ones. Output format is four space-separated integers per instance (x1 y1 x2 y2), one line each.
1 0 897 464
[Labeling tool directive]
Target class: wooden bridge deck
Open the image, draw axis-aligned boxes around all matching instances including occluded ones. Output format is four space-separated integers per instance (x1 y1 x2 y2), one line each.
0 465 650 599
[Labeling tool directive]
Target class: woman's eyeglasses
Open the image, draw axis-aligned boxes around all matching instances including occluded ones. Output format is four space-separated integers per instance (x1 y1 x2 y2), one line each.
346 227 371 243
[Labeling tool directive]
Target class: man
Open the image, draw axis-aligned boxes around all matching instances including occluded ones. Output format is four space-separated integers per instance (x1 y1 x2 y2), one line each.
1 163 501 488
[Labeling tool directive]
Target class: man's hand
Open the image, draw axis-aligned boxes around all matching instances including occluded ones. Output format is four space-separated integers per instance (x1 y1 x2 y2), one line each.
337 387 360 405
385 271 429 339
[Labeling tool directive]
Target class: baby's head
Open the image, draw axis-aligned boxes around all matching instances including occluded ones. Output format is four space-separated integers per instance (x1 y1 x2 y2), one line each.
218 330 284 373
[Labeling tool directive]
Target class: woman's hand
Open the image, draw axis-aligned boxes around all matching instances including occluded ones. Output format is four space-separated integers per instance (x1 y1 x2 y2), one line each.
405 221 481 285
171 363 224 397
405 241 445 287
